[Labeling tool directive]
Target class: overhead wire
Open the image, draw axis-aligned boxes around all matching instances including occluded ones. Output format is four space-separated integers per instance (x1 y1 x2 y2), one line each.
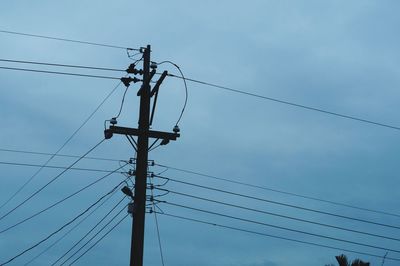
68 213 129 266
0 147 122 162
149 179 166 266
155 163 400 219
0 79 123 212
155 61 188 126
154 175 400 230
0 66 120 80
156 187 400 242
0 29 139 51
159 212 400 263
114 85 130 119
0 139 105 221
0 183 121 266
162 201 400 254
0 58 124 72
52 196 126 265
0 160 125 174
23 180 122 265
59 203 128 266
0 164 127 234
166 73 400 131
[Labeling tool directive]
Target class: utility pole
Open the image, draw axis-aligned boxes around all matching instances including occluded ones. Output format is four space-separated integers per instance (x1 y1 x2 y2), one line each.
105 45 180 266
130 44 150 266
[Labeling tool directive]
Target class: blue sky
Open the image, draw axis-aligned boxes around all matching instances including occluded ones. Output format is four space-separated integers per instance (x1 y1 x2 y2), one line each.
1 1 400 265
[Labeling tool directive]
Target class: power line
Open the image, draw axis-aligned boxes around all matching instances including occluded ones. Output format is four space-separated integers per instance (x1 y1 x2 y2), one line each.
158 212 400 263
0 29 139 51
157 188 400 242
0 160 125 174
155 163 400 219
163 201 400 254
155 61 188 126
68 213 129 266
0 58 124 72
0 165 127 234
0 66 121 80
150 181 165 266
0 147 123 162
59 204 128 266
52 196 127 265
167 73 400 131
0 139 105 221
23 183 121 265
0 80 122 212
154 175 400 230
114 85 130 119
0 184 120 265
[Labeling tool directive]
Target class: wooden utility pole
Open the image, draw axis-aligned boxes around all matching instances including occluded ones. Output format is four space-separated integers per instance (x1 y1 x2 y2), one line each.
130 44 151 266
105 45 179 266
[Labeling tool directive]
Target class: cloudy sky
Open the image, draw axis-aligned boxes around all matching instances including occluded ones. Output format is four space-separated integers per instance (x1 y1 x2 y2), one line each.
1 1 400 265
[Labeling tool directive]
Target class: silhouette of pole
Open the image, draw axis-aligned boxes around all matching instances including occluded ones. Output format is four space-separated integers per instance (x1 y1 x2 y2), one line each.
104 44 179 265
131 45 151 266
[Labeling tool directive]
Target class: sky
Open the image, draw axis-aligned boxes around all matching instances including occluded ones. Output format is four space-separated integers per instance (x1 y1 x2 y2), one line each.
1 1 400 265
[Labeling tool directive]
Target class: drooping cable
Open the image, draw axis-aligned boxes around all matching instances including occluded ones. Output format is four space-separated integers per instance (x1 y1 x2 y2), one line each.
0 80 122 211
114 85 129 119
0 139 105 221
156 61 188 126
159 212 400 263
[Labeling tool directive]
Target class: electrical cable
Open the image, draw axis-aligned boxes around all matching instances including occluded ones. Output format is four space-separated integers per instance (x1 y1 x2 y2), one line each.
0 161 125 174
0 139 105 221
149 181 165 266
0 147 122 162
114 85 129 119
58 204 128 266
0 66 120 80
0 58 124 72
158 212 400 263
156 187 400 242
154 163 400 219
154 175 400 230
0 184 120 266
52 183 128 265
166 73 400 131
0 80 122 212
23 181 122 265
163 201 400 254
0 29 139 51
156 61 188 126
52 196 126 265
0 164 127 234
68 213 129 266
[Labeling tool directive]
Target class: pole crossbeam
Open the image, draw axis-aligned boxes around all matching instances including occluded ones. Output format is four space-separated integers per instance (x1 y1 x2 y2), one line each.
104 126 179 141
